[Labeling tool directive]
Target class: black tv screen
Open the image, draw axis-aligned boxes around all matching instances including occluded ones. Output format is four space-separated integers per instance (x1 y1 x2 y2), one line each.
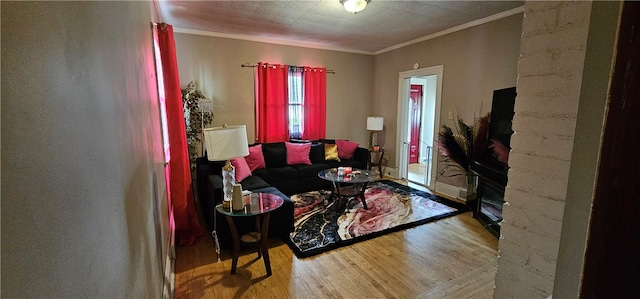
489 87 516 149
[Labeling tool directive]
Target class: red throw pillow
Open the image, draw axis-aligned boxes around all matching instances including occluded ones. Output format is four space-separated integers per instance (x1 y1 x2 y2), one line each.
336 139 359 160
285 142 312 165
245 144 265 171
231 157 251 182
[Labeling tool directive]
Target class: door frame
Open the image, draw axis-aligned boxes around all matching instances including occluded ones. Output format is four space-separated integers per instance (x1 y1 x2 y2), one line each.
396 65 443 187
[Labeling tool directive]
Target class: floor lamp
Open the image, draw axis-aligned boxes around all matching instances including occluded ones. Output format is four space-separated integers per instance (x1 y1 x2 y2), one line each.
198 98 213 155
202 124 249 260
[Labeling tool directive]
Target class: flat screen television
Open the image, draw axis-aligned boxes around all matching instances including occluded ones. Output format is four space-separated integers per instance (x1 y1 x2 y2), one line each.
489 87 516 149
477 87 516 171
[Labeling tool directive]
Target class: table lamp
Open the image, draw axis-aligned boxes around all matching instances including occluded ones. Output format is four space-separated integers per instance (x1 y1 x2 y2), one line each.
203 125 249 204
367 116 384 150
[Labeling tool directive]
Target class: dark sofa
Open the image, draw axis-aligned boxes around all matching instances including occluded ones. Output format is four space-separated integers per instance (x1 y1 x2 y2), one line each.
196 139 370 248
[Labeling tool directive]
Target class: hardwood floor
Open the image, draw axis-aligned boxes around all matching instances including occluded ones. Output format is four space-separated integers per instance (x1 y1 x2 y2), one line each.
408 162 430 185
175 180 498 298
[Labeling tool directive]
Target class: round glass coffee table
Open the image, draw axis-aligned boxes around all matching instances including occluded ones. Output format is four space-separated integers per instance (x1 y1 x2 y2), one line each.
318 168 375 210
215 192 284 276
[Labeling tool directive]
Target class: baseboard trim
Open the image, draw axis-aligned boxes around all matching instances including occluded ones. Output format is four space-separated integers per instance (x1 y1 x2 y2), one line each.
163 210 176 299
162 246 174 299
434 181 466 200
383 167 399 179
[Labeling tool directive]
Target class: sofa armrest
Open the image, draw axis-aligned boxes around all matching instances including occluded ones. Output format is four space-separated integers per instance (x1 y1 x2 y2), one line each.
353 147 370 170
207 175 223 203
195 157 213 204
195 157 224 205
201 174 223 229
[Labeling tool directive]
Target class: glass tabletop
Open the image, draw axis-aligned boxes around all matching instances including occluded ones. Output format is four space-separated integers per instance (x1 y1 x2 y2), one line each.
318 168 375 184
216 192 284 217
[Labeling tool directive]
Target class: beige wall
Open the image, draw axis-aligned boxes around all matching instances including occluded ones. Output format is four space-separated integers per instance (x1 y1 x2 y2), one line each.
2 2 168 297
174 14 522 187
173 34 374 150
373 13 523 186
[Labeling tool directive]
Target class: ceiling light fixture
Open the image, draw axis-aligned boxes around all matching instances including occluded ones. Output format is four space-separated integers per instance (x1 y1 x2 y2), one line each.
340 0 370 14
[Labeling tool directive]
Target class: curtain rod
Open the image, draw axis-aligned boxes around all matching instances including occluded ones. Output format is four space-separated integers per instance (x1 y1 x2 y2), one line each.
241 63 335 74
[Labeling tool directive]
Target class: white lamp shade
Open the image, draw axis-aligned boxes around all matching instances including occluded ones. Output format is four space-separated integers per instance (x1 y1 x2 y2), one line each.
203 125 249 161
367 117 384 131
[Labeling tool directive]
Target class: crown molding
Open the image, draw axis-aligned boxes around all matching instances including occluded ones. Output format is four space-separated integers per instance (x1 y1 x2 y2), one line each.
374 6 525 55
173 6 525 56
172 28 375 55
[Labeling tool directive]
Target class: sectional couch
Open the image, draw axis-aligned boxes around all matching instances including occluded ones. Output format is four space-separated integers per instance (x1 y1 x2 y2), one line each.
196 139 370 248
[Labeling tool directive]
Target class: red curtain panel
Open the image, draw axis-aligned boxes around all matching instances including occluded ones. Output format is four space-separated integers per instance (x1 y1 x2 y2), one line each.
302 67 327 140
256 62 289 143
156 23 203 246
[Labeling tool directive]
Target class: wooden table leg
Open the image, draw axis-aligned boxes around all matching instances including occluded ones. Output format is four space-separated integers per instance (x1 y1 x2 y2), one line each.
328 181 338 209
225 216 241 275
359 182 369 210
254 216 262 259
328 188 336 202
335 182 343 211
260 212 272 276
378 151 385 177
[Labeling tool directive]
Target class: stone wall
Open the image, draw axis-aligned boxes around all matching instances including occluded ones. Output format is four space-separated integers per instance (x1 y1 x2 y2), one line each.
494 1 593 298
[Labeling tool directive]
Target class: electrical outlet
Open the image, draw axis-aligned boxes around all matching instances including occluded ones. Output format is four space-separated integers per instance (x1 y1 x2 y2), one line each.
448 111 453 120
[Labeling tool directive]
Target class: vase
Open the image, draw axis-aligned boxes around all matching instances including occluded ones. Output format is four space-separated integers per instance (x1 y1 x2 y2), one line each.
232 184 244 211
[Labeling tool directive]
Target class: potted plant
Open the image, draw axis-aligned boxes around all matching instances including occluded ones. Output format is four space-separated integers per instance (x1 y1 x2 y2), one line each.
435 113 488 200
436 112 510 200
181 81 213 166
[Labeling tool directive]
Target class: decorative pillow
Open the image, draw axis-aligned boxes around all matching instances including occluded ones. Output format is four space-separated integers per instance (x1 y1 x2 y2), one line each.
231 157 251 182
324 143 341 162
285 142 312 165
244 144 265 171
336 139 359 160
262 142 287 168
309 142 326 163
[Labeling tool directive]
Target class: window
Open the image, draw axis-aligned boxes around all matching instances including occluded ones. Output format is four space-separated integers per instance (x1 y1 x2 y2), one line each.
152 25 171 163
288 67 304 139
255 63 326 143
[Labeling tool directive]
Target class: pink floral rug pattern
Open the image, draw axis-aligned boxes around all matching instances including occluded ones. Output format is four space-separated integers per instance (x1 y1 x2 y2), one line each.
286 180 469 258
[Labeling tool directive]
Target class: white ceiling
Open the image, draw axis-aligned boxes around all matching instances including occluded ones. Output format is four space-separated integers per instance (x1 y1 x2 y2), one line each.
157 0 524 55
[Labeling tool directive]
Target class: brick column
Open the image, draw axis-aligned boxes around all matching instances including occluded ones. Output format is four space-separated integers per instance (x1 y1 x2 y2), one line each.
494 1 593 298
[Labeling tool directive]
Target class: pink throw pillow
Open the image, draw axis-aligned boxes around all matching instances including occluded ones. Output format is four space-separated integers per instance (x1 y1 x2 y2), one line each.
245 144 265 172
336 139 359 160
231 157 251 182
285 142 312 165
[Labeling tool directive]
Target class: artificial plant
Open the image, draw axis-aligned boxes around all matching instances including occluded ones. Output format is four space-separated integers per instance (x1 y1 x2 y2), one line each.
436 112 509 176
181 81 213 164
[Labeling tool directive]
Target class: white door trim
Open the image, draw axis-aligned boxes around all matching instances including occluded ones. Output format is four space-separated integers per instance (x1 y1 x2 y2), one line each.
396 65 444 187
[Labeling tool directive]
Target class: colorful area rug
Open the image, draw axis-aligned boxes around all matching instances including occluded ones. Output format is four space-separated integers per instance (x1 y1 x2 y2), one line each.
285 180 469 258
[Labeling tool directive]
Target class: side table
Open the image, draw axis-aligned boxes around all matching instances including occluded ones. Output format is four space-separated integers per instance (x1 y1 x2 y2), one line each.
215 192 284 276
369 149 385 177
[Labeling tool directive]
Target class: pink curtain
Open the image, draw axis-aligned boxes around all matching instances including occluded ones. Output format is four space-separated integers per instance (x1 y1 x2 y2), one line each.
256 62 289 143
156 23 204 246
302 67 327 140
